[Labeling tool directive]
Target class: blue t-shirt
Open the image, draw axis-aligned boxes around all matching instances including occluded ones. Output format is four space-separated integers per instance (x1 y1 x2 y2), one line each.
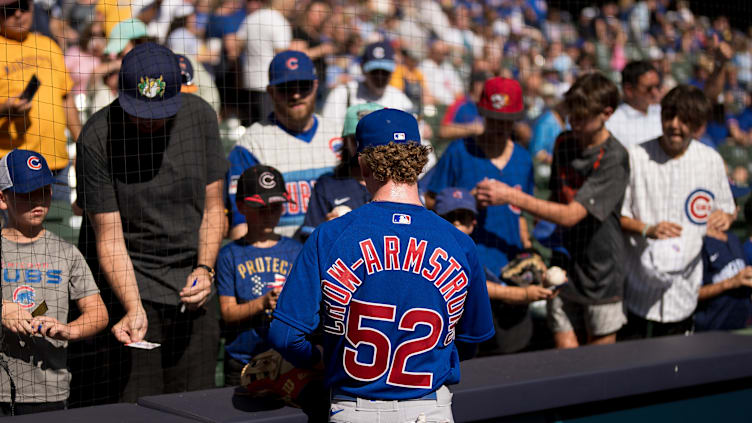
427 139 534 275
298 173 371 237
442 96 479 126
272 201 494 399
695 233 752 331
529 109 565 157
216 236 303 363
743 238 752 265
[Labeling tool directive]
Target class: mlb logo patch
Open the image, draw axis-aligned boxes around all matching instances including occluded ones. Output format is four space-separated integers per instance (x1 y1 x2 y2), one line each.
393 132 406 141
392 213 411 225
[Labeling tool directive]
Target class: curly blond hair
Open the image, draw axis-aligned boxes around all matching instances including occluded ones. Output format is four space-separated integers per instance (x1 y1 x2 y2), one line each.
360 142 431 184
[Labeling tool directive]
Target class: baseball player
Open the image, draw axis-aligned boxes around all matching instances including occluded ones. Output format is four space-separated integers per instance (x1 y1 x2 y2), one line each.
269 109 494 422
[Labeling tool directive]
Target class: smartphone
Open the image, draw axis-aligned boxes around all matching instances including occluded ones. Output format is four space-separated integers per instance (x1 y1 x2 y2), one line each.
19 75 40 102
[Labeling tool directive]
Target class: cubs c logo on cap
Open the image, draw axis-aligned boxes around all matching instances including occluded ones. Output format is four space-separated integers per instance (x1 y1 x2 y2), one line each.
286 57 299 70
685 188 714 225
259 171 276 189
27 156 42 170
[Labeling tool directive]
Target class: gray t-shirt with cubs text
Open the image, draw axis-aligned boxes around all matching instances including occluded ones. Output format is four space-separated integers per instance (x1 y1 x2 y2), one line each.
0 230 100 403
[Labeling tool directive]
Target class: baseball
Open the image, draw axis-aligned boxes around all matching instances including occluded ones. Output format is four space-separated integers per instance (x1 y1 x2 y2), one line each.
544 266 567 287
331 205 352 217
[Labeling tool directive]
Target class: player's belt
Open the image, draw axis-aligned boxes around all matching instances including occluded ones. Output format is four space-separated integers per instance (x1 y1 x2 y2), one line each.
331 389 438 401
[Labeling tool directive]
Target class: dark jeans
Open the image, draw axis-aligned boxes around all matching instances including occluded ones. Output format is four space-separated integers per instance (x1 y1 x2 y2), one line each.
0 401 65 416
618 311 694 341
68 298 220 406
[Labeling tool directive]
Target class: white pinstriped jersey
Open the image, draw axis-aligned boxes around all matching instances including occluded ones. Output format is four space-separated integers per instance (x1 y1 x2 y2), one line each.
621 138 735 322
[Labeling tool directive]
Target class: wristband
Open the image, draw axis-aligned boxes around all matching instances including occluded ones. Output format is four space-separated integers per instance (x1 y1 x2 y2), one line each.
641 224 649 238
194 264 215 278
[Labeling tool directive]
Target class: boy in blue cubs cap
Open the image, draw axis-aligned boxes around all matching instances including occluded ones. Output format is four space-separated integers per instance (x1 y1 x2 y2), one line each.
0 150 106 416
270 109 494 422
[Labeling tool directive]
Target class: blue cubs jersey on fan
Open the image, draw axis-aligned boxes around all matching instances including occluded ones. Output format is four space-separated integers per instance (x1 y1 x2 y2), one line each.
695 233 752 331
273 201 494 400
427 138 534 275
216 237 302 363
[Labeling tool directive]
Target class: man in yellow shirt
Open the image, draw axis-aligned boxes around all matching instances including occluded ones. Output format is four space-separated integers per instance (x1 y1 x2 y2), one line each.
0 0 80 203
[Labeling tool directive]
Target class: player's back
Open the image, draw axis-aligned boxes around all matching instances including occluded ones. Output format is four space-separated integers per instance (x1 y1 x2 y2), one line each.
307 201 493 399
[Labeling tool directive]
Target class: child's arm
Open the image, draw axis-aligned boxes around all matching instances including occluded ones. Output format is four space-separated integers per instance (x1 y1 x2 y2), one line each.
486 282 553 304
219 290 279 324
474 179 588 227
1 300 34 336
31 294 109 341
698 266 752 301
620 216 682 239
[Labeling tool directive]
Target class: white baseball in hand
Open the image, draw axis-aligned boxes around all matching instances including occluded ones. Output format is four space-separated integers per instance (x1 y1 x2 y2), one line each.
331 205 352 217
544 266 567 288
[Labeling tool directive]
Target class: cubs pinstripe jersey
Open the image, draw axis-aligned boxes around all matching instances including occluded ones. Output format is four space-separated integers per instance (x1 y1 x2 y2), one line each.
621 138 735 322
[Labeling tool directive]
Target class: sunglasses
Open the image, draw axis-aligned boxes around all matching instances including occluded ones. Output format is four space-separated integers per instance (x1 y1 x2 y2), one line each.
2 0 30 16
274 80 314 97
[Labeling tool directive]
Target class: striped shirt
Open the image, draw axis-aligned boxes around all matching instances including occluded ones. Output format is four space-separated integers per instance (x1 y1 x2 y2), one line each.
621 138 735 322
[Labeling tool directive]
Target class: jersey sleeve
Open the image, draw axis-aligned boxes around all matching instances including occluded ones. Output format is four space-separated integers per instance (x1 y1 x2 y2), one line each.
299 175 331 236
574 146 630 222
67 243 100 300
226 145 260 227
455 238 495 343
711 153 735 215
271 11 292 50
272 230 323 334
215 246 235 297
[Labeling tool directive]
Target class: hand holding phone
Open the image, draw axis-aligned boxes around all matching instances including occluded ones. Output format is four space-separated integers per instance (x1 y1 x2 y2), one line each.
19 75 40 102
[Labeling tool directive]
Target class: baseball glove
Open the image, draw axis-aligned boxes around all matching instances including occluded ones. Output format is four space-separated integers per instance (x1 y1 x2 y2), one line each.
501 251 546 287
240 349 323 408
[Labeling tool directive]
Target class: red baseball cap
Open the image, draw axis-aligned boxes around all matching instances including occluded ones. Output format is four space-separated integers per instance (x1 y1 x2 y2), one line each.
477 77 525 120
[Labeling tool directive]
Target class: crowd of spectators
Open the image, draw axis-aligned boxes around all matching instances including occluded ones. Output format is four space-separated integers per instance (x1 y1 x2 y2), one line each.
3 0 752 415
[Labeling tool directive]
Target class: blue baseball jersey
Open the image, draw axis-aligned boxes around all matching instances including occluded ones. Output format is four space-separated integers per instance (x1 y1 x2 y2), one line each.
298 173 371 237
273 201 494 399
216 236 303 363
427 138 534 275
695 233 752 331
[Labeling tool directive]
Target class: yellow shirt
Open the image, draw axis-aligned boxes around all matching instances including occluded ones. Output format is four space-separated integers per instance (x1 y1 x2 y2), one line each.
96 0 133 37
0 33 73 170
389 64 426 92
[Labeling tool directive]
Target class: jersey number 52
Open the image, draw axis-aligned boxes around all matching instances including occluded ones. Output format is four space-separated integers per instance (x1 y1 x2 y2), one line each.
343 299 443 389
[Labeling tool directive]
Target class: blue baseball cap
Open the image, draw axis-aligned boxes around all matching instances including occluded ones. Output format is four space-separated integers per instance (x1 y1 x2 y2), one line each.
0 150 55 193
362 41 395 73
118 43 182 119
355 109 420 153
268 50 316 86
434 187 477 216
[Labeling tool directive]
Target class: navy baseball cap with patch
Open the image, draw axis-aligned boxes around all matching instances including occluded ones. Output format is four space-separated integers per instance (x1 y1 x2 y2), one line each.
236 165 294 208
268 50 316 86
434 187 478 216
0 149 55 193
355 109 420 153
118 42 182 119
362 41 395 73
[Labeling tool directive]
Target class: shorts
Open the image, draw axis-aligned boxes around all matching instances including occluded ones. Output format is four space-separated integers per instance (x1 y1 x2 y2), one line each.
329 385 453 423
547 295 626 337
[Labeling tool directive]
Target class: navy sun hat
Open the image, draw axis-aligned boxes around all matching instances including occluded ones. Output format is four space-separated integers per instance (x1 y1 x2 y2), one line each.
355 109 420 153
119 42 182 119
362 41 395 73
434 187 478 216
0 149 55 193
268 50 316 86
